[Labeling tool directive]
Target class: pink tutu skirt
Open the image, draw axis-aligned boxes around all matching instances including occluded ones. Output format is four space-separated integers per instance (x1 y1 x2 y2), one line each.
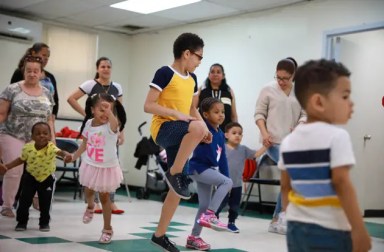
79 162 123 193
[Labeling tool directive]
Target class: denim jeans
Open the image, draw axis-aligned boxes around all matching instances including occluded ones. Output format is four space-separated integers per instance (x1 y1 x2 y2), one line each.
266 144 281 218
287 221 352 252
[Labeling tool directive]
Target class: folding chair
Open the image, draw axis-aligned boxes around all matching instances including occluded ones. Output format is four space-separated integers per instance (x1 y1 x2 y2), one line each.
241 154 280 215
55 138 82 200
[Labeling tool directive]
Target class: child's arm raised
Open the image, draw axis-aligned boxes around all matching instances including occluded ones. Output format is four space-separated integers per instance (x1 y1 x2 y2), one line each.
332 167 371 252
101 101 119 133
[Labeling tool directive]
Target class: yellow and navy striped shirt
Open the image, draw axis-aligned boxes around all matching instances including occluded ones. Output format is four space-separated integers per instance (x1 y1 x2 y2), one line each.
149 66 198 141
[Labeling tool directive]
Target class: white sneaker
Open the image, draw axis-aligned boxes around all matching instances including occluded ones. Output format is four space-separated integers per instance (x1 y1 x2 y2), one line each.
277 212 287 235
268 212 287 235
268 221 279 233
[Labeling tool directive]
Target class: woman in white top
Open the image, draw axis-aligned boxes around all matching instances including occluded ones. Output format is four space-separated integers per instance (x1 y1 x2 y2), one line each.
254 57 306 234
67 57 125 214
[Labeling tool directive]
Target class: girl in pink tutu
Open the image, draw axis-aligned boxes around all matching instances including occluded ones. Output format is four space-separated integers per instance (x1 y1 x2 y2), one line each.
69 93 126 244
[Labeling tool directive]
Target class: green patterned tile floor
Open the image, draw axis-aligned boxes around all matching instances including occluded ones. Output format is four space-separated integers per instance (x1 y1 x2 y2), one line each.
0 190 383 252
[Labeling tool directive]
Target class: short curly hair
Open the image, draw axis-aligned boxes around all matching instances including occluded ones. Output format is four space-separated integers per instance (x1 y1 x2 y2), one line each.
173 33 204 59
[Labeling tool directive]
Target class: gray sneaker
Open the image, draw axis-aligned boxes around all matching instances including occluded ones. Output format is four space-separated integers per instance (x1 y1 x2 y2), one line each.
164 171 191 199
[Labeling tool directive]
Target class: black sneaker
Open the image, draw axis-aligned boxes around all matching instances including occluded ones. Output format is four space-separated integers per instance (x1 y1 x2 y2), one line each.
164 171 191 199
15 223 27 231
39 224 50 232
151 234 180 252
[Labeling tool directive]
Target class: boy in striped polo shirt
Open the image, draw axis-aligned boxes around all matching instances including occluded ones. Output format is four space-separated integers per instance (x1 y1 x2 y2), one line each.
279 59 371 252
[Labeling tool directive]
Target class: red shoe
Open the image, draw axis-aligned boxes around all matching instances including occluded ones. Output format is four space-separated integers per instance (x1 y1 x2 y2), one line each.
112 209 124 214
94 209 103 214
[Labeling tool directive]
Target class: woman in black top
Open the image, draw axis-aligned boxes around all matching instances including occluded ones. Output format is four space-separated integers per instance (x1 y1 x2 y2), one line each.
11 43 59 118
198 63 238 131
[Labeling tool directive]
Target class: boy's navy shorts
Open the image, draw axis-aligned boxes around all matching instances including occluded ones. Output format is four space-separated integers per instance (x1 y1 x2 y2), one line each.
156 120 190 173
156 120 190 149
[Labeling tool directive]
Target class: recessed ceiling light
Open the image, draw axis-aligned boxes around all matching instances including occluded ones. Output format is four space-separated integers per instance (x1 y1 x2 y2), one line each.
111 0 201 14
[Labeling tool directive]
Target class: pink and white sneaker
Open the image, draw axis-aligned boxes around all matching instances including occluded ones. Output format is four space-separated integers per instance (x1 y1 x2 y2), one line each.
186 235 211 251
197 212 228 231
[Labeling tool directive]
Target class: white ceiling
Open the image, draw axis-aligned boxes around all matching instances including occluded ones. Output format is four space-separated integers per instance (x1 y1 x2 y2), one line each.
0 0 306 35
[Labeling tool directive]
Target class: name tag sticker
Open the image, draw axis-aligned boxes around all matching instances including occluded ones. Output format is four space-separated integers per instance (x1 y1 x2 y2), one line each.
221 97 231 105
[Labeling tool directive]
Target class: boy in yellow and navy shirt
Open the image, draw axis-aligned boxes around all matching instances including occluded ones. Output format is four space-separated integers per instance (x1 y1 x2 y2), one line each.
144 33 211 252
279 59 371 252
0 122 71 232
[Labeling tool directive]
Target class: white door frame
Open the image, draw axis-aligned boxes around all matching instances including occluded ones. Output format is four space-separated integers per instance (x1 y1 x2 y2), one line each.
322 21 384 60
322 22 384 217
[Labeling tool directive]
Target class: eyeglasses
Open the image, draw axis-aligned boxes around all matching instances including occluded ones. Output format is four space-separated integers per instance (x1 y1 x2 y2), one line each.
274 75 292 82
191 51 203 61
24 55 43 63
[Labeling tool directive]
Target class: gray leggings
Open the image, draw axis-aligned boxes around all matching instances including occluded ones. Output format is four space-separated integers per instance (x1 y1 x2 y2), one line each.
190 168 233 237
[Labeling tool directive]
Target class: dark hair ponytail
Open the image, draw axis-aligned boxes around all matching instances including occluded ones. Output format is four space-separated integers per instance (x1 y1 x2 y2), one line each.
78 95 95 138
114 99 126 131
285 57 297 69
78 93 126 138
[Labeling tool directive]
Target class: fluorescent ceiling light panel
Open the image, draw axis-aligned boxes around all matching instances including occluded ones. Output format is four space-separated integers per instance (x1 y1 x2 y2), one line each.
111 0 201 14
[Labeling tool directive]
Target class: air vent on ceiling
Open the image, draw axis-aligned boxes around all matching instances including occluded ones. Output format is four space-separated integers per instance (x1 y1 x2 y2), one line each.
121 24 146 31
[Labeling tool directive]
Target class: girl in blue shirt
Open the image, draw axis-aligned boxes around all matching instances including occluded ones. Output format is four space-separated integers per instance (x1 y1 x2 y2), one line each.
186 97 233 251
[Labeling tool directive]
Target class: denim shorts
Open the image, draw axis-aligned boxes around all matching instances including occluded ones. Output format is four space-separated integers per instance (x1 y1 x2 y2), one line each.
266 144 280 163
287 221 352 252
156 120 190 173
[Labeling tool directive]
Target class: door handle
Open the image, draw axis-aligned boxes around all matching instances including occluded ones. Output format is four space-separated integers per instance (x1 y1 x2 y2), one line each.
363 134 371 141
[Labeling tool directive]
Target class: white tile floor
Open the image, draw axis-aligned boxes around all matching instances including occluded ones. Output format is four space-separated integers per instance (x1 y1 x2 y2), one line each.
0 192 383 252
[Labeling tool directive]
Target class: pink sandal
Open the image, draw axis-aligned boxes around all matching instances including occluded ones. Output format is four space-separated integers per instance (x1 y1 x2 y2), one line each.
99 228 113 244
82 207 94 224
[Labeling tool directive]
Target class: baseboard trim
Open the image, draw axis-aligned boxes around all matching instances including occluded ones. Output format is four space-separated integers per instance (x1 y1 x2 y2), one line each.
364 209 384 217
